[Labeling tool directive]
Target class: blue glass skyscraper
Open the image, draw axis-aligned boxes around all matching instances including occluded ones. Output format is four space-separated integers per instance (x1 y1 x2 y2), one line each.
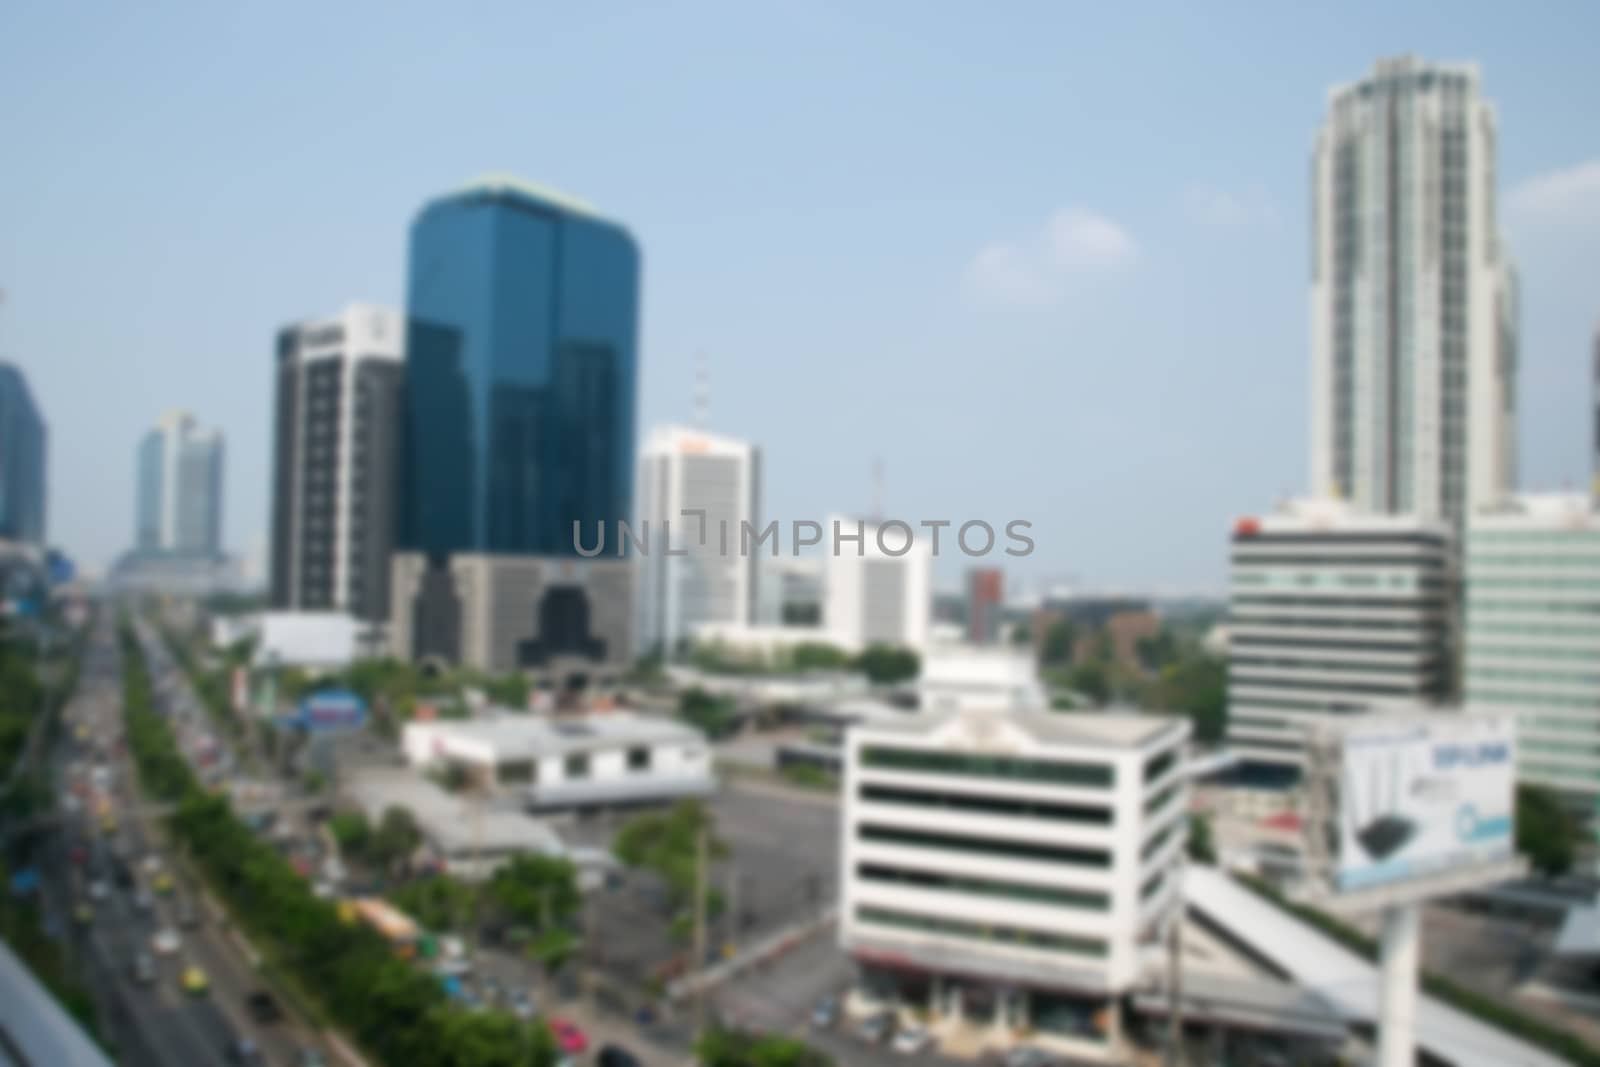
0 363 47 545
400 175 640 560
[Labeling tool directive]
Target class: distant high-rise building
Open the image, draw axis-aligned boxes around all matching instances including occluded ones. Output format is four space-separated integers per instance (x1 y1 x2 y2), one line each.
134 411 223 557
824 517 932 652
270 305 403 621
0 363 47 545
965 566 1004 645
636 425 760 657
1225 498 1452 774
1465 493 1600 806
391 175 640 676
1593 324 1599 501
1309 55 1518 526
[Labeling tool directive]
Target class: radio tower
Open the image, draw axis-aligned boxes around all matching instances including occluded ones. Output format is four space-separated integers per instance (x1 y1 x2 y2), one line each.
692 351 710 429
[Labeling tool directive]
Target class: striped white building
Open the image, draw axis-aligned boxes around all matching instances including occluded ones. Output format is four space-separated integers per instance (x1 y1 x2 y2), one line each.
1465 493 1600 805
839 708 1188 1058
1226 497 1453 771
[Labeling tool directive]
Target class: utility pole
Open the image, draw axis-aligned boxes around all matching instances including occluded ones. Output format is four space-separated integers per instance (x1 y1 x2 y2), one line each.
725 867 740 954
692 823 709 1039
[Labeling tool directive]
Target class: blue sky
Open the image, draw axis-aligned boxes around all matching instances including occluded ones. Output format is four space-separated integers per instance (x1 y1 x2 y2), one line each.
2 2 1597 593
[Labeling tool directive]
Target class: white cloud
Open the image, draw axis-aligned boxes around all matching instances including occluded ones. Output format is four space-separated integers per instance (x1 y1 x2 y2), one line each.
1507 160 1600 230
963 207 1137 305
1182 184 1276 228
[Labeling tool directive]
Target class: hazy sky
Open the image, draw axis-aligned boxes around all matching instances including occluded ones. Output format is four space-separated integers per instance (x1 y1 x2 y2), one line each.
2 2 1597 594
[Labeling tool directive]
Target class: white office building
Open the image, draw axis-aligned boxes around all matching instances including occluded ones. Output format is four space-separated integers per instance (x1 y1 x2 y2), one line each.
270 304 404 621
636 425 760 657
1465 493 1600 805
401 712 715 812
919 644 1046 715
754 557 824 626
840 708 1188 1059
824 516 932 652
1226 497 1453 772
135 410 224 558
1309 55 1517 526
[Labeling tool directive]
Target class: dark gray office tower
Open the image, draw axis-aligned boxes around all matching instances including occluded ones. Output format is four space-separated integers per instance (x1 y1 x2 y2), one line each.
270 305 403 621
0 362 46 545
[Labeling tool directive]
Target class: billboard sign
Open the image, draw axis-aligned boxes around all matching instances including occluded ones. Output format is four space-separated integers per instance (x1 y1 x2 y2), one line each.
287 689 367 734
1337 717 1514 893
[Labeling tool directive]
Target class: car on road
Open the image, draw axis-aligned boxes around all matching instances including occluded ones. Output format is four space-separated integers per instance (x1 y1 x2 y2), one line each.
508 990 536 1021
152 871 175 895
176 900 199 928
129 952 156 986
857 1011 896 1044
150 927 181 955
246 990 283 1024
597 1046 643 1067
811 995 839 1029
548 1017 588 1054
293 1049 327 1067
86 879 109 901
132 888 153 912
224 1037 265 1065
891 1025 933 1055
180 964 209 995
73 902 94 926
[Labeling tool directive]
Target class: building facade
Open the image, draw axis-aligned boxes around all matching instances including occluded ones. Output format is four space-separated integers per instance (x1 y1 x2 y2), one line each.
839 709 1188 1058
1465 493 1600 806
754 557 824 627
134 411 224 557
1309 55 1517 526
1226 497 1453 773
0 363 46 545
270 304 404 621
401 713 715 812
390 552 632 678
965 567 1004 645
636 424 759 657
824 517 932 652
393 175 640 672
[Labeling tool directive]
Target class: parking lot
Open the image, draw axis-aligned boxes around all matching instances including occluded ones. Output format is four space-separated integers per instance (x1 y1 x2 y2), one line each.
565 777 843 994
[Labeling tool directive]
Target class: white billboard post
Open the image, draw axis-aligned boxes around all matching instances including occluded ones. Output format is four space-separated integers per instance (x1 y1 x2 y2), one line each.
1299 713 1526 1067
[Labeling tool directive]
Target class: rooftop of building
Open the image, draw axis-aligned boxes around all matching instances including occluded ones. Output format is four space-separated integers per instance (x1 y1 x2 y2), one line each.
858 705 1183 750
1471 492 1598 528
641 423 757 457
1236 496 1453 538
407 711 705 759
344 767 563 856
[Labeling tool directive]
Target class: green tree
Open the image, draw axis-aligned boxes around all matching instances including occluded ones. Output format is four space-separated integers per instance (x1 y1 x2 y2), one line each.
1009 622 1031 646
1067 660 1110 707
1517 785 1581 877
1040 619 1076 666
791 642 850 672
697 1026 834 1067
370 806 423 875
329 811 372 856
851 644 919 685
678 687 738 738
1187 814 1217 864
1143 653 1227 743
613 801 727 936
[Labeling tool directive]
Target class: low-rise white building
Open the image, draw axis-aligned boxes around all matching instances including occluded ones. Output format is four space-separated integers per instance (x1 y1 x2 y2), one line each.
825 516 932 652
839 707 1189 1060
402 712 715 812
919 643 1045 714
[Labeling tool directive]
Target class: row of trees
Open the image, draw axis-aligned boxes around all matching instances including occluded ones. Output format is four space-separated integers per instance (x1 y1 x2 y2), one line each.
118 620 562 1067
689 639 919 685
